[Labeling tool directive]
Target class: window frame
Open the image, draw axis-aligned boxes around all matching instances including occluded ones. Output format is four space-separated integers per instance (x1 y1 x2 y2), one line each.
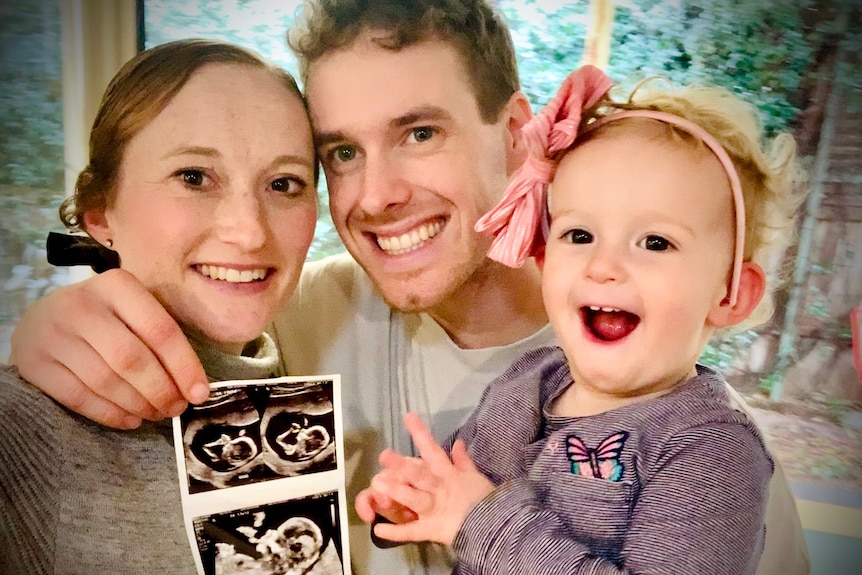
58 0 138 281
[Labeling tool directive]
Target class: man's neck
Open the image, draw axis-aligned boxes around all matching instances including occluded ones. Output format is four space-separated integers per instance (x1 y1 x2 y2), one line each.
428 259 548 349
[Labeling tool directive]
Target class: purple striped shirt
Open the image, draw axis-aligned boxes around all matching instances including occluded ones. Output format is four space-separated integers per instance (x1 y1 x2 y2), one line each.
451 346 773 575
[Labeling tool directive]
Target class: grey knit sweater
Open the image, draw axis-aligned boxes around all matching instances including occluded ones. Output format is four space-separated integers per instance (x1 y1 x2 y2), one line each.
0 332 281 575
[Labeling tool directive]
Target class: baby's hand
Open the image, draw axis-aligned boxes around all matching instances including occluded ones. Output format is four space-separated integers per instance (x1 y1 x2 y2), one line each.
370 413 495 546
355 482 418 525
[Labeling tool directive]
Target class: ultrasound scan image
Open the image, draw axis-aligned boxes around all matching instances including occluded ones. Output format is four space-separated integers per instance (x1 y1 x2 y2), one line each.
196 492 344 575
260 383 336 477
181 381 336 493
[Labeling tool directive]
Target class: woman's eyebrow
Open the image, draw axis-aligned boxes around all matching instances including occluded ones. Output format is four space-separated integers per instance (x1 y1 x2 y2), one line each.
161 145 221 160
160 149 312 170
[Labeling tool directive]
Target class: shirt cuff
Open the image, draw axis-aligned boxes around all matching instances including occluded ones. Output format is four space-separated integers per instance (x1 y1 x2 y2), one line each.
451 478 539 570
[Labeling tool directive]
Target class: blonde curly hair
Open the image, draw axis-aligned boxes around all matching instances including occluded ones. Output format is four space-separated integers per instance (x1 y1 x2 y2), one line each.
578 80 807 329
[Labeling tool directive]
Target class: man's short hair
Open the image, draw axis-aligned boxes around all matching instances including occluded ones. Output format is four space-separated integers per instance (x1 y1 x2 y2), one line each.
288 0 520 123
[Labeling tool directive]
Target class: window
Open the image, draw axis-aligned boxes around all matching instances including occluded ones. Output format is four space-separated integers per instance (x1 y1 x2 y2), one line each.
3 2 861 563
0 0 65 360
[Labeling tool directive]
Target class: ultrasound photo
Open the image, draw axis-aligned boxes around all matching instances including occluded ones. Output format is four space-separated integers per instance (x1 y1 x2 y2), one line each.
194 491 344 575
180 380 337 493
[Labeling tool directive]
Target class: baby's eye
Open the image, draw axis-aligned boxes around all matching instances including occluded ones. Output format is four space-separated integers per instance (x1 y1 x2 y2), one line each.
270 176 306 196
638 235 673 251
563 228 593 244
407 126 436 144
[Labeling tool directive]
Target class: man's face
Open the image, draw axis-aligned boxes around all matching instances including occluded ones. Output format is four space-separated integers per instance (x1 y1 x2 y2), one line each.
305 35 518 313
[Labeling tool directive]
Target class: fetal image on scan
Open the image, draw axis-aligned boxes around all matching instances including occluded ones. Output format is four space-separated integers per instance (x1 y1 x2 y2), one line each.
181 380 337 493
195 492 344 575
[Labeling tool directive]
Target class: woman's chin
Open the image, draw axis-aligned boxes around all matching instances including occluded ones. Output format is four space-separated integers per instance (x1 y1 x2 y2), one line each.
165 298 277 353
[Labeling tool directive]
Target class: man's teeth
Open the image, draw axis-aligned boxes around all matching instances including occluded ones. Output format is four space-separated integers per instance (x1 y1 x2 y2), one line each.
376 221 442 255
200 265 268 283
589 305 621 312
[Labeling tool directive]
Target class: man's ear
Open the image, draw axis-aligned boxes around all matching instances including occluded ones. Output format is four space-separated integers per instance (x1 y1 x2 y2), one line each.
82 209 113 247
533 244 545 270
707 262 766 329
504 91 533 175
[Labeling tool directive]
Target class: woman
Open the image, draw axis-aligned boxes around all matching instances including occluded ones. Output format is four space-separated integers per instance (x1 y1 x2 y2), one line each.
0 39 318 574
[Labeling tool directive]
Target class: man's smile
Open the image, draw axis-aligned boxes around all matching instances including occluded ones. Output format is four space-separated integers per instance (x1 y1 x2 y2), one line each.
375 220 444 255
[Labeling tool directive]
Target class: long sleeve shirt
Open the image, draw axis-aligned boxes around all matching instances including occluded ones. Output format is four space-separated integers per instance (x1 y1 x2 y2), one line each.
0 333 281 575
451 346 773 575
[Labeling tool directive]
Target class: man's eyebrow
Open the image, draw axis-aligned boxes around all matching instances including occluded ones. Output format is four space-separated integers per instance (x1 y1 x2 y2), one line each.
314 130 349 149
390 105 453 128
313 105 453 148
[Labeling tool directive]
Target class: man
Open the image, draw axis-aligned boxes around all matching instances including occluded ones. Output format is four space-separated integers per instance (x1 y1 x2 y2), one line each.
10 1 808 573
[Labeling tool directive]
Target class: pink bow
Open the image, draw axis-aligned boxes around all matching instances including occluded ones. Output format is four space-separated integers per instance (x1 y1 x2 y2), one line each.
475 65 613 267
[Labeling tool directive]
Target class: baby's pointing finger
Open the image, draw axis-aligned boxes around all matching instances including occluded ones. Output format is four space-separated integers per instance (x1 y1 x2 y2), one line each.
403 412 452 471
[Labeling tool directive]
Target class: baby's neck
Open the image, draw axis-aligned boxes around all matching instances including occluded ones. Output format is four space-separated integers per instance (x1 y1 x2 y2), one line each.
551 365 700 418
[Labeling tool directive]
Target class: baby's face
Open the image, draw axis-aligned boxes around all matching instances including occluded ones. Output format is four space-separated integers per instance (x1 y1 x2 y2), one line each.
542 125 736 406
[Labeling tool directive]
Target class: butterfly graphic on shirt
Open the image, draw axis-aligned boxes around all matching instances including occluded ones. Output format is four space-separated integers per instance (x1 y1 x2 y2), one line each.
566 431 629 482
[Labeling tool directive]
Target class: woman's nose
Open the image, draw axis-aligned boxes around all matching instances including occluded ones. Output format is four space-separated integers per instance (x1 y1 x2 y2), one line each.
215 190 268 251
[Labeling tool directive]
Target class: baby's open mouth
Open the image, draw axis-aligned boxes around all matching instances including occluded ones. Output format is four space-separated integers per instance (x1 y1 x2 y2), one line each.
581 305 640 342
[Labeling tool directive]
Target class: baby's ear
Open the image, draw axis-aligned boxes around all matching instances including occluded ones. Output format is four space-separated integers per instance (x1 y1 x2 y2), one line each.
707 262 766 328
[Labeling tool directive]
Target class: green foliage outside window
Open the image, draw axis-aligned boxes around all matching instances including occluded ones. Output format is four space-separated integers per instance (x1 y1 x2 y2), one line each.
0 2 64 194
0 1 66 331
1 0 850 370
503 0 818 136
0 2 65 242
607 0 816 135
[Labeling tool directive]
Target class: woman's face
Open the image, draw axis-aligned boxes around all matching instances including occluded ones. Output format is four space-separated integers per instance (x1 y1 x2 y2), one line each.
86 63 317 353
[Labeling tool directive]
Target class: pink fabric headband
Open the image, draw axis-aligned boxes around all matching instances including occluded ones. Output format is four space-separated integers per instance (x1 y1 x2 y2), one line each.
475 66 747 306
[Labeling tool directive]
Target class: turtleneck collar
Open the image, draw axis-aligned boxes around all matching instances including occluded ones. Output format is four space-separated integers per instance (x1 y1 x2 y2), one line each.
184 330 282 383
148 330 282 439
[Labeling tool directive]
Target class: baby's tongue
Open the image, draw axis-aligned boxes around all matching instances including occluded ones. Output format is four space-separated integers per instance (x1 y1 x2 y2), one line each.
588 310 639 342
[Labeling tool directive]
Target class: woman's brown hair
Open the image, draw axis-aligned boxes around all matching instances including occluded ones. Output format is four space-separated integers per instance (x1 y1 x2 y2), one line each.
60 38 308 231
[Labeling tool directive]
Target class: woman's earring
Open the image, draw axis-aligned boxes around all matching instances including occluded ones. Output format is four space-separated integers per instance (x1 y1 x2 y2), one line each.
106 239 113 248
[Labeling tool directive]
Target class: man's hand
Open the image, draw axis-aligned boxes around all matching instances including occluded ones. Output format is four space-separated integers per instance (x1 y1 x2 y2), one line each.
9 269 209 429
368 413 494 546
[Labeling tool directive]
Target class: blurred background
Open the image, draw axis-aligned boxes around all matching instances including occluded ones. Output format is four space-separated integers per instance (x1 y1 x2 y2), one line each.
1 0 860 571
